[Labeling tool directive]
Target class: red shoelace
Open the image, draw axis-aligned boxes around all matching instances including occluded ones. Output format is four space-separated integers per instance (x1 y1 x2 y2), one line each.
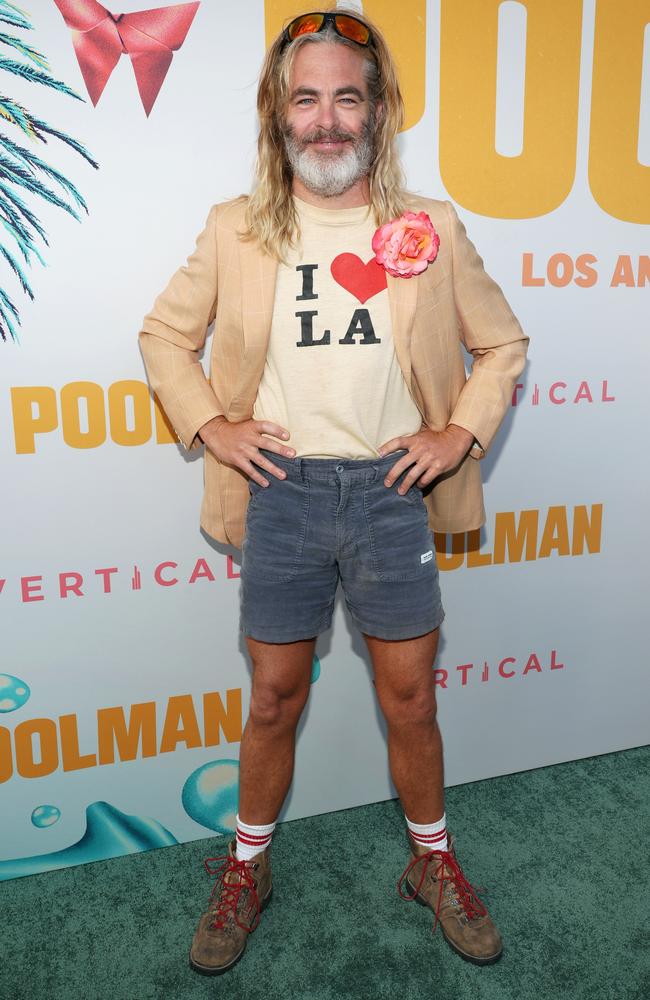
397 849 488 934
203 854 261 932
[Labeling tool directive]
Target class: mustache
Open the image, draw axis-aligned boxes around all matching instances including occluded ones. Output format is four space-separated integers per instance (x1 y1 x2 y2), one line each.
295 127 357 145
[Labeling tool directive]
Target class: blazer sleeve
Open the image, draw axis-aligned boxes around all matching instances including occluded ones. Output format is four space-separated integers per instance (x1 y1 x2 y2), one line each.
138 203 225 451
445 200 529 458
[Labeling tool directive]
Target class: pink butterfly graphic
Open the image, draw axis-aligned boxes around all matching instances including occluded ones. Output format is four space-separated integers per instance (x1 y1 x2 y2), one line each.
53 1 200 116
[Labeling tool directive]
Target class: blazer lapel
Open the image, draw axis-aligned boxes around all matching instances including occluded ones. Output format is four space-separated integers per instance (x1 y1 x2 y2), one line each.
386 271 419 392
228 243 278 422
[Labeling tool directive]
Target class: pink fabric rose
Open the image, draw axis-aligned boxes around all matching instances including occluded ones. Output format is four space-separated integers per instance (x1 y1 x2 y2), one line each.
372 211 440 278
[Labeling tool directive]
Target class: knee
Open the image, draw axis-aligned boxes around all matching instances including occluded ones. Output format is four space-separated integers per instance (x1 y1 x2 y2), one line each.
248 682 307 730
381 687 437 728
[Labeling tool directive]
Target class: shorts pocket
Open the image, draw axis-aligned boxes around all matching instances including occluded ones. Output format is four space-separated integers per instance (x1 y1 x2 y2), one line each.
363 483 436 582
247 476 264 511
401 483 424 506
243 475 310 583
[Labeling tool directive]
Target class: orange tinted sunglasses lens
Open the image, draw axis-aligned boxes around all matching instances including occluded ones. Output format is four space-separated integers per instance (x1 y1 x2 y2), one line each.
285 12 371 46
334 15 370 45
287 14 326 39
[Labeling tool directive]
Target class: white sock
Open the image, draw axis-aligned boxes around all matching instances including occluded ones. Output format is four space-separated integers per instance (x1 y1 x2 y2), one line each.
235 814 276 861
405 812 448 853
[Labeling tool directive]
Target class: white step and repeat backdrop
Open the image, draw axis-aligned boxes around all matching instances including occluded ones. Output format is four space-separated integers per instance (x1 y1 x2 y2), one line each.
1 0 648 879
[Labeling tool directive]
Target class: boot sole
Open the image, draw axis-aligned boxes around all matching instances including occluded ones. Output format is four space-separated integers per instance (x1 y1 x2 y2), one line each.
408 879 503 966
188 885 273 976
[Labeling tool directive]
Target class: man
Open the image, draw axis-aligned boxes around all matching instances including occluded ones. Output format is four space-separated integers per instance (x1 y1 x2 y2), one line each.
139 7 528 976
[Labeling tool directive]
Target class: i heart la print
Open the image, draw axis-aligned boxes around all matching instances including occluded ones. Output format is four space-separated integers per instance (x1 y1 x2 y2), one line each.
330 254 388 303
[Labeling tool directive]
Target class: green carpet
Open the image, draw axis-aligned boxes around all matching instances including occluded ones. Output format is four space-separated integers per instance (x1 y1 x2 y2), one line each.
2 747 649 1000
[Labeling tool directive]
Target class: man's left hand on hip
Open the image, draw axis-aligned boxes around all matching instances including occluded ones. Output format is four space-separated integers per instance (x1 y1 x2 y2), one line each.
378 424 475 494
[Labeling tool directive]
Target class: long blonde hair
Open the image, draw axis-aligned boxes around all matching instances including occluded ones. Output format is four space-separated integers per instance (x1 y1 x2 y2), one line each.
242 6 411 262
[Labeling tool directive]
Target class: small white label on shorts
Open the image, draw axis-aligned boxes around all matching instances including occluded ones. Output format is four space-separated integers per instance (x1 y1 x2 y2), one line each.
421 550 433 564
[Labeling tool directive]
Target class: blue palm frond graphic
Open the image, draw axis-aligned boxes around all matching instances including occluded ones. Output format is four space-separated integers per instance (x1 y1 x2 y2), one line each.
0 0 98 343
1 130 89 211
28 117 99 168
0 3 32 32
0 94 38 136
0 55 83 101
0 239 33 297
0 180 48 242
0 195 46 260
0 31 48 68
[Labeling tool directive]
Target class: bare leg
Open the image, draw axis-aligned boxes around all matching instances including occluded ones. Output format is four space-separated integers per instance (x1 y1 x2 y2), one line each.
237 636 316 824
364 628 444 822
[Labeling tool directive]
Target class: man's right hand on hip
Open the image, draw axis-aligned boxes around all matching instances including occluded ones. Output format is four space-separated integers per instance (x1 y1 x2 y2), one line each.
198 416 295 487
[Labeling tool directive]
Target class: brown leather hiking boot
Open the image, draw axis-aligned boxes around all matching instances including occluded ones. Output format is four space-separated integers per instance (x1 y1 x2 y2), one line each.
189 838 272 976
398 832 503 965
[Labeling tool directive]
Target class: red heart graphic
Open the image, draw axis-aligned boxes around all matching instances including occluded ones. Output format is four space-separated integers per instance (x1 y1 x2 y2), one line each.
330 253 388 303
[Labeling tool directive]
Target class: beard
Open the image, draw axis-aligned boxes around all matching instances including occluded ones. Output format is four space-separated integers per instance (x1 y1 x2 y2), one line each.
281 113 376 198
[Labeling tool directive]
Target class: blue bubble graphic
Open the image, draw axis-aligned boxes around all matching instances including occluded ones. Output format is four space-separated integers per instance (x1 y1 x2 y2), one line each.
0 674 30 713
311 655 321 684
31 805 61 828
181 759 239 833
0 802 178 882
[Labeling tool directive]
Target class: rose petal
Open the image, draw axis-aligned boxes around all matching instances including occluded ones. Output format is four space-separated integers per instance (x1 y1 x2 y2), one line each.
373 211 440 277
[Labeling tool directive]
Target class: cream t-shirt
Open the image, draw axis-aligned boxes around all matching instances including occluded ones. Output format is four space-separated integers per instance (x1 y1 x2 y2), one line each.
252 195 422 458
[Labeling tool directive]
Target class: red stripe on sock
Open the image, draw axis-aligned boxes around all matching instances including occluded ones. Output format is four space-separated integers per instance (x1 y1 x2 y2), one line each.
411 829 447 843
237 832 272 846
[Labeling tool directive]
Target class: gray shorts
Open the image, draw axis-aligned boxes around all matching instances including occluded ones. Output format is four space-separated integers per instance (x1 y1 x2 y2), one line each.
239 448 445 643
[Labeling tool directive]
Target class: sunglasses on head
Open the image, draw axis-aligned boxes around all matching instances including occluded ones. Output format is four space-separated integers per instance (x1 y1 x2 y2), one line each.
282 11 372 49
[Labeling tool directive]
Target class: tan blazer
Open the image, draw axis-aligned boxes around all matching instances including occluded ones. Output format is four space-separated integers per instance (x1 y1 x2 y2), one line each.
139 195 528 550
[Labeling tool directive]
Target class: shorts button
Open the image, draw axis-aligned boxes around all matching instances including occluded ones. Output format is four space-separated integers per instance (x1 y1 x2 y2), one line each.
335 464 344 472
